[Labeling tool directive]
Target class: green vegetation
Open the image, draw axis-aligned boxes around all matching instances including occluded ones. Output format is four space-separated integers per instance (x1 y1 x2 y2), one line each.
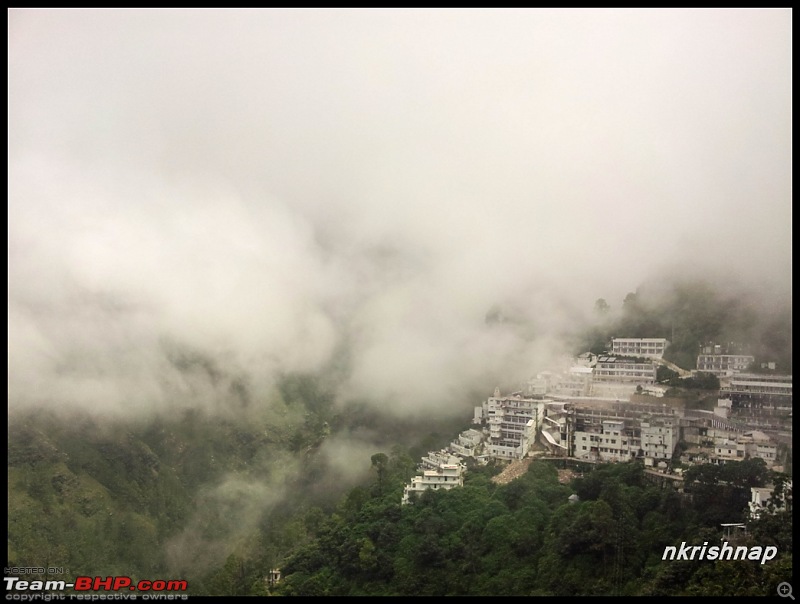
7 278 791 596
8 373 792 596
6 373 472 595
656 366 720 391
579 280 792 373
273 459 791 596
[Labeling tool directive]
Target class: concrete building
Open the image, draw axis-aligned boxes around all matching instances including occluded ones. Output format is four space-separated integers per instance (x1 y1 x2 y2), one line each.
740 430 779 466
563 400 679 465
571 415 678 466
611 338 669 359
719 373 792 430
709 430 779 468
594 356 657 385
402 463 464 504
448 429 484 458
680 408 781 469
482 388 546 460
526 353 652 401
721 373 792 401
479 378 783 470
473 405 484 425
573 419 639 463
528 354 660 401
713 439 746 463
641 418 677 463
419 450 460 471
696 354 755 377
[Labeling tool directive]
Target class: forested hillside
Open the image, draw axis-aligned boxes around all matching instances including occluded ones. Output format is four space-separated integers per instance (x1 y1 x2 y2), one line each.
577 279 792 372
274 459 792 596
11 399 791 596
7 278 792 596
6 373 471 595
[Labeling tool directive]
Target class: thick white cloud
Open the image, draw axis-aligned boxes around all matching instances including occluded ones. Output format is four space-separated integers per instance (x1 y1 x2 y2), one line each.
8 9 792 418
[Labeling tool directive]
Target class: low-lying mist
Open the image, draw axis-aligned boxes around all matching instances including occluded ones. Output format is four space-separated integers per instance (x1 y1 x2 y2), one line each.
9 9 791 426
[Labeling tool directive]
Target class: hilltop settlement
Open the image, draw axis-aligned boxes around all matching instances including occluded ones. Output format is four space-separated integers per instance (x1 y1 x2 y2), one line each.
402 337 792 513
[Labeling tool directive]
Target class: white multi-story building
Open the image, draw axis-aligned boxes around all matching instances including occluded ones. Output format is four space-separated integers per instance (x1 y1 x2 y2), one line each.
753 441 779 466
719 373 792 430
483 388 546 460
594 357 657 385
448 429 484 458
611 338 669 359
696 354 755 377
571 417 677 465
567 401 679 465
740 430 778 463
419 450 460 471
709 430 779 468
573 419 639 463
402 463 464 504
713 439 745 462
721 373 793 399
641 419 677 463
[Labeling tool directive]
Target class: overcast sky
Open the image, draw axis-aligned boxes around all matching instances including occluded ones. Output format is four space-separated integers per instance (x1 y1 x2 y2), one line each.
8 9 792 418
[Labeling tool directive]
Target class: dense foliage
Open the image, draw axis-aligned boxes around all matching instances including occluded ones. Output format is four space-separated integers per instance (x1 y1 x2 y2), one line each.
6 373 472 595
7 278 792 596
273 459 792 596
581 280 792 372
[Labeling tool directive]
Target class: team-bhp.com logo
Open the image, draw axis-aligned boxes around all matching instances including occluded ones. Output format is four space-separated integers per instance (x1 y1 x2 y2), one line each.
5 576 188 600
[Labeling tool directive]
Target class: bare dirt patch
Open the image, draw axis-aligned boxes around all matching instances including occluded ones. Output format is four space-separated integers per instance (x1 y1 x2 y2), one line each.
491 458 533 485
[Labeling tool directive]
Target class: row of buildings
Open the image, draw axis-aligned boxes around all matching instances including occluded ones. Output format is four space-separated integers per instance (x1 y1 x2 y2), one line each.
527 345 791 433
609 337 776 380
401 429 484 504
400 338 791 503
482 395 682 467
402 383 789 502
527 355 660 401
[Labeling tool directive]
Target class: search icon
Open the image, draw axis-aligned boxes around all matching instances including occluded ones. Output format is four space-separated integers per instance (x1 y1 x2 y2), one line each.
778 582 794 600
